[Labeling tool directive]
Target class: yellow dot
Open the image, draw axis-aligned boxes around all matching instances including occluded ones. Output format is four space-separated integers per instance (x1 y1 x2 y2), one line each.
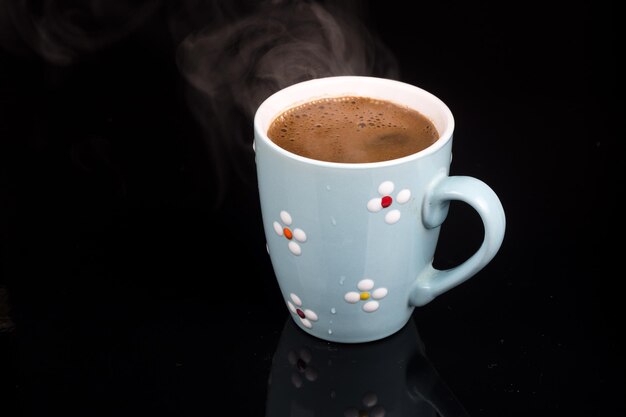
360 292 370 300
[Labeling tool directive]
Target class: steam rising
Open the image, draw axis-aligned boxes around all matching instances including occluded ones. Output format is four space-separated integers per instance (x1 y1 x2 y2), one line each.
176 0 399 193
177 0 398 118
1 0 399 202
0 0 160 65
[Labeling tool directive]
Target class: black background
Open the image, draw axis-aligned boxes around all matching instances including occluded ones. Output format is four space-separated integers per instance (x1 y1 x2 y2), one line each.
1 1 622 416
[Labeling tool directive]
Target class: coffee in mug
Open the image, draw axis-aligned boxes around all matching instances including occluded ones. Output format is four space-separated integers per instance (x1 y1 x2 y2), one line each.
267 96 438 163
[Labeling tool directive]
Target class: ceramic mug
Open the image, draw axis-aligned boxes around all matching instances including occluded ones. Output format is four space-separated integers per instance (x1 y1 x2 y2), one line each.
254 76 505 343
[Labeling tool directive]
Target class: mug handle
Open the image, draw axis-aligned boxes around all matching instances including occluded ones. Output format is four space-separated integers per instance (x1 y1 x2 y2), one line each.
410 176 506 306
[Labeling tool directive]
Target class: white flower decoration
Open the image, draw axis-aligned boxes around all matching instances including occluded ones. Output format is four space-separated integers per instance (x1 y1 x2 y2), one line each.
366 180 411 224
344 279 388 312
273 210 307 255
287 293 319 328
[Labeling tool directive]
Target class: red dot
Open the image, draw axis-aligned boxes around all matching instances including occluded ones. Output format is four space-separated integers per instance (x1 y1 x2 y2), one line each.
381 196 392 208
296 309 305 318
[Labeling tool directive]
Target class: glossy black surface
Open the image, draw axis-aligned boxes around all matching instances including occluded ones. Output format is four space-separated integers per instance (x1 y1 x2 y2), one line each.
1 1 622 416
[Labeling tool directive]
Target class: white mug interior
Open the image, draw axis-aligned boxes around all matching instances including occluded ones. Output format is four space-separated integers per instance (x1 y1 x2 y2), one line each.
254 76 455 168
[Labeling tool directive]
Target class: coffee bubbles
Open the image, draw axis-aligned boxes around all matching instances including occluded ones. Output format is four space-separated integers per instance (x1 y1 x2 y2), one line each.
268 96 439 163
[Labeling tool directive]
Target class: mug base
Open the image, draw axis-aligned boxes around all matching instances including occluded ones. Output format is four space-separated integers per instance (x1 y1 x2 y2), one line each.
292 316 411 344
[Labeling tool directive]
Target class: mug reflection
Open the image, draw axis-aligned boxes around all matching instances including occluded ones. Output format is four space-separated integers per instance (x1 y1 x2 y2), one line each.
266 317 469 417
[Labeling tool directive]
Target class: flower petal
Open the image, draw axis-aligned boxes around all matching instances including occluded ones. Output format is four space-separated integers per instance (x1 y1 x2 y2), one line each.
385 209 401 224
288 241 302 255
280 210 292 225
363 301 380 312
378 181 394 195
273 221 283 236
357 279 375 291
290 293 302 306
367 198 383 212
304 309 318 321
344 292 360 303
396 189 411 204
293 228 307 242
372 288 388 299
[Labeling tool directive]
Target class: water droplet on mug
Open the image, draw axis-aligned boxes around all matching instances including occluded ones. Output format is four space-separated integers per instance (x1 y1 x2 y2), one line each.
330 216 337 226
339 276 346 285
328 329 333 335
326 185 331 191
330 307 336 314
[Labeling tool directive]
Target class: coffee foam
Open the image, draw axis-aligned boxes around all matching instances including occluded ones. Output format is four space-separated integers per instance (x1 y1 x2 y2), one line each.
268 96 438 163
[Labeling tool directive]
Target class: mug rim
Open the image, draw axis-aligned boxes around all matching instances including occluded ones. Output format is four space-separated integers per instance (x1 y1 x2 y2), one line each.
254 75 455 169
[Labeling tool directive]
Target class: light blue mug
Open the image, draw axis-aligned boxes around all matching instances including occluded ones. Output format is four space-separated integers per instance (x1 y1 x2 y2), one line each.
254 76 505 343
